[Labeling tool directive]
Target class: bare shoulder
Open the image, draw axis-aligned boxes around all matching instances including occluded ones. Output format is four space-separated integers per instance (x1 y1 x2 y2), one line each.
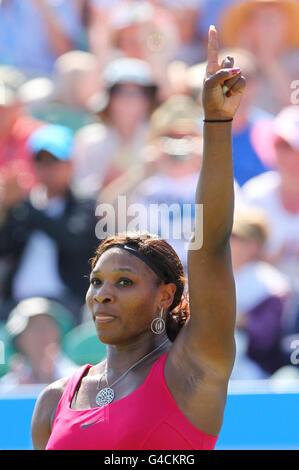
37 376 69 415
31 376 69 450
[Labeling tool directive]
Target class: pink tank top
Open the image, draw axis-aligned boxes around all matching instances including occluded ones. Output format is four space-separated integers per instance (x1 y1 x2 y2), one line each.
46 352 218 450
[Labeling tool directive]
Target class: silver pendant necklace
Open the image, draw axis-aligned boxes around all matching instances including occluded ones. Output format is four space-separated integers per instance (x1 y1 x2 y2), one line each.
95 338 168 406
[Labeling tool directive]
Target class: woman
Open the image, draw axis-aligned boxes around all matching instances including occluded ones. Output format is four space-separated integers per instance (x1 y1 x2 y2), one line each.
72 56 158 197
31 26 246 450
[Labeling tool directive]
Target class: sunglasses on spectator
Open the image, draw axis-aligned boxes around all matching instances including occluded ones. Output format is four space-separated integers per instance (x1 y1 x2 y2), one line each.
110 84 151 99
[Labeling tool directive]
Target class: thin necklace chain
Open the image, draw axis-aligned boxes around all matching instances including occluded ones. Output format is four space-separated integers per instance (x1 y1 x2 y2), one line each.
98 338 169 391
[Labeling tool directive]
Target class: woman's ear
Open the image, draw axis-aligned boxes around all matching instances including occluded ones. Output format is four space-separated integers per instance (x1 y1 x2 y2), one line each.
159 282 177 311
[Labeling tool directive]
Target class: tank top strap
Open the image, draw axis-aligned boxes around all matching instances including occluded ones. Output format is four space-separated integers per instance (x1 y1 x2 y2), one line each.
149 352 168 387
62 364 92 407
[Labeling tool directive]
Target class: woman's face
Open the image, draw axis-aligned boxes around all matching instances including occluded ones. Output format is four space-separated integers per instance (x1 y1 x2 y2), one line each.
155 133 202 178
86 247 173 345
230 234 261 272
108 84 151 126
16 315 60 361
34 152 72 196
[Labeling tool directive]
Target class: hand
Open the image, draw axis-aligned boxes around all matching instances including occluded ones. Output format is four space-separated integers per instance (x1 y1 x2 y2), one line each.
202 26 246 120
0 166 27 210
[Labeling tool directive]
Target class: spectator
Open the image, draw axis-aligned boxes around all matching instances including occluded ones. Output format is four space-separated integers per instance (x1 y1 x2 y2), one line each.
0 0 84 78
0 77 44 196
243 106 299 295
155 0 204 65
17 51 102 134
219 0 299 114
72 57 159 196
18 50 101 114
18 76 99 135
89 1 178 60
230 207 290 379
53 50 100 110
88 1 178 98
0 124 99 323
0 297 77 390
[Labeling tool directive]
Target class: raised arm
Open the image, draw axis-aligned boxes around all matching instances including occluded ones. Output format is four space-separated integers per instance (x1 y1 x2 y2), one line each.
182 26 246 376
31 0 74 56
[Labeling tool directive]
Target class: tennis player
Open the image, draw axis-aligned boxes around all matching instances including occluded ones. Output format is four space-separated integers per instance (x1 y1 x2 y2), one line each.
31 26 246 450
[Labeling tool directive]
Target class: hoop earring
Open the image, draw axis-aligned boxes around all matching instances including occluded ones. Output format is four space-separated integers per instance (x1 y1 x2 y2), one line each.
151 307 165 335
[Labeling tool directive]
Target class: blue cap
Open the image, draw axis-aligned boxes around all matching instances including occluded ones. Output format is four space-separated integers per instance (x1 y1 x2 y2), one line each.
28 124 74 161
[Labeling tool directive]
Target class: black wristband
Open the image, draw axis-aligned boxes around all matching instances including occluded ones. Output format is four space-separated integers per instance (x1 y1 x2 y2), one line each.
203 118 233 122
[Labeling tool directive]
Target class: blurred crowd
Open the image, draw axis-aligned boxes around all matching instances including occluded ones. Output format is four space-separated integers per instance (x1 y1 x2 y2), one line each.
0 0 299 390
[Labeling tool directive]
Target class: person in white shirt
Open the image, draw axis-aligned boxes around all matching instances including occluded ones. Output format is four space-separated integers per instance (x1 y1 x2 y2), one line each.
242 106 299 296
229 207 291 379
0 124 98 323
72 57 159 197
0 297 77 390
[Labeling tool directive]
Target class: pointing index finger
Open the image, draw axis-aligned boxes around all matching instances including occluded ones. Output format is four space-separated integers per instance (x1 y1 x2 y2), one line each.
206 25 220 76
